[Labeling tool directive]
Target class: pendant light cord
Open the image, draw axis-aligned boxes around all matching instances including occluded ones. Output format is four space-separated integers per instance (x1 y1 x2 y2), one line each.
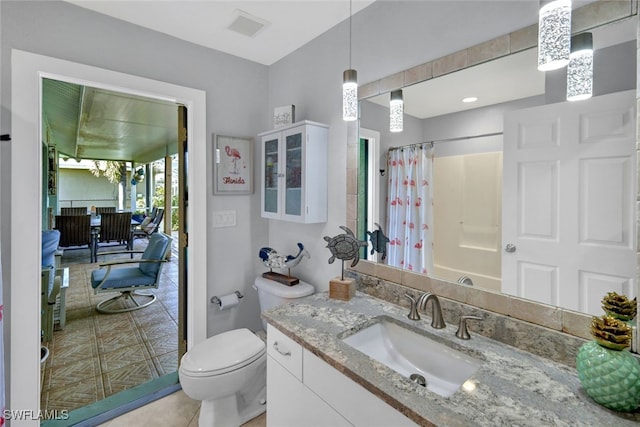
349 0 352 69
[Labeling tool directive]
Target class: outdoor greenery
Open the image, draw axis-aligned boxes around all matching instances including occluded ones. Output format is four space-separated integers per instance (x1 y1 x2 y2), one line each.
86 158 179 230
152 185 179 231
89 160 125 184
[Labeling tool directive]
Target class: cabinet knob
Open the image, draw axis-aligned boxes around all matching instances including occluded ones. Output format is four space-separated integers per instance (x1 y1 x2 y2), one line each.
273 341 291 357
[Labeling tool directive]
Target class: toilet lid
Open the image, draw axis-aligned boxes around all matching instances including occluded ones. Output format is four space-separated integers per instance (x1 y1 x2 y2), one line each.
254 276 315 298
180 328 265 377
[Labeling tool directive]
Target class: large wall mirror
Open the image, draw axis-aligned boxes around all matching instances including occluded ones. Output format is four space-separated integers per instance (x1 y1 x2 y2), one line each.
356 13 637 317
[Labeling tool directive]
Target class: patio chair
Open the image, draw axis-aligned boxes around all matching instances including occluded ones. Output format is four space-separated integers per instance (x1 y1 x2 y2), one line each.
130 208 164 249
54 214 93 253
95 212 133 257
96 207 116 215
90 232 172 313
61 207 87 215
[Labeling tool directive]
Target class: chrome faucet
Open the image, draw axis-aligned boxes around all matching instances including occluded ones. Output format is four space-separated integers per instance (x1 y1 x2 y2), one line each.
417 293 446 329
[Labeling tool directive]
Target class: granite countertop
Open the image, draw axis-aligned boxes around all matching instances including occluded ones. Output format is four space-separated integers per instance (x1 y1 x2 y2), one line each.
262 291 640 427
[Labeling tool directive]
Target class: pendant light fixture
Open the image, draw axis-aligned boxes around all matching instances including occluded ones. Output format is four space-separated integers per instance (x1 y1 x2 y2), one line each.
389 89 403 133
566 32 593 101
537 0 572 71
343 0 357 121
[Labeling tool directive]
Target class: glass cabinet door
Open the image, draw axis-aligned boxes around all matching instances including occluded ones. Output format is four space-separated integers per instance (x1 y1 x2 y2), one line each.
284 131 302 216
264 137 279 215
260 122 327 223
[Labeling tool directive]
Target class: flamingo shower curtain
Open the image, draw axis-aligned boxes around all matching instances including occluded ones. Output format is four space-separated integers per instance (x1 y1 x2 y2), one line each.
386 144 434 274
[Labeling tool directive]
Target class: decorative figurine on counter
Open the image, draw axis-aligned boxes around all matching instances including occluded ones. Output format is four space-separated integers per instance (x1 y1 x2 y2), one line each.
259 242 310 286
576 291 640 412
324 226 367 301
601 291 637 322
366 223 390 260
324 226 368 276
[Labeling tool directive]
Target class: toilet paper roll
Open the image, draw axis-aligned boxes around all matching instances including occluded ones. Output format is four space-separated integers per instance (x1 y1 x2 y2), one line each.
218 293 240 310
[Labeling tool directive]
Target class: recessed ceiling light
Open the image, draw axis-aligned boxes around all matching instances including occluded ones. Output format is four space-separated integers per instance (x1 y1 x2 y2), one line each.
228 9 270 38
462 97 478 103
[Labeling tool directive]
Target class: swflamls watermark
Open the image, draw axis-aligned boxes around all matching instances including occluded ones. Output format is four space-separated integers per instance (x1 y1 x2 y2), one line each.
3 409 69 421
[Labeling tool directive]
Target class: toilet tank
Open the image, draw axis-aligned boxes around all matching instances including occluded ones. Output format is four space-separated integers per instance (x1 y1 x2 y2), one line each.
253 276 314 325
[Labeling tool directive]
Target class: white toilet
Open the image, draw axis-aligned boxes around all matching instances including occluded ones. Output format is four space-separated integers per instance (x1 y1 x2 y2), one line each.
253 276 315 330
179 276 315 426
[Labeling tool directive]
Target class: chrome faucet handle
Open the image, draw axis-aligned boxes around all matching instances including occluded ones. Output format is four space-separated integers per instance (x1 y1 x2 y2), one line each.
404 294 421 321
455 315 483 340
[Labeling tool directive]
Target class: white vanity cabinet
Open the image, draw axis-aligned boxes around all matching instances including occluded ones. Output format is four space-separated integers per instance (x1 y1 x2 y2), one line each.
266 324 418 427
259 121 328 223
266 325 350 426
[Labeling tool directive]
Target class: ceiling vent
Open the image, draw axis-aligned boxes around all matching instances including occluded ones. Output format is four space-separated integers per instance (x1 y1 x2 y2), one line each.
228 10 270 38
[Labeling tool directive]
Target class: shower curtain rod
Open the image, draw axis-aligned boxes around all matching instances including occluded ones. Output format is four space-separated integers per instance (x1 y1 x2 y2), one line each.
388 131 503 152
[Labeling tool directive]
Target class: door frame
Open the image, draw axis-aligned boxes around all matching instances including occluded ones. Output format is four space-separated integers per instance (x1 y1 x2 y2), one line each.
358 127 381 262
10 49 207 423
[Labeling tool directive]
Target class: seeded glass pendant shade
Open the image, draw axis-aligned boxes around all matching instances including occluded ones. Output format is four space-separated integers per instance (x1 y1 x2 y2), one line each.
567 33 593 101
389 89 403 132
538 0 572 71
343 69 358 121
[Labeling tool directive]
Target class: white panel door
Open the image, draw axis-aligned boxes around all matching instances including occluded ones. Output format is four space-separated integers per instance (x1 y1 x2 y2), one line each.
503 90 636 314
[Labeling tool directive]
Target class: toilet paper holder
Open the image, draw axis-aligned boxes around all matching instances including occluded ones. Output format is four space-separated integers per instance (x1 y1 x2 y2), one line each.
210 291 244 306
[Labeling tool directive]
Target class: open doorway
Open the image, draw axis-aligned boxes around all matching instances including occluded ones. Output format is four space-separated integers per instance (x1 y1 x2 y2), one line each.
10 50 207 421
357 128 381 262
40 78 184 413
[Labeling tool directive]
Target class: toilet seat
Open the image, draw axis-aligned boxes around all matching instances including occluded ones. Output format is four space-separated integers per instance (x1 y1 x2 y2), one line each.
180 328 265 377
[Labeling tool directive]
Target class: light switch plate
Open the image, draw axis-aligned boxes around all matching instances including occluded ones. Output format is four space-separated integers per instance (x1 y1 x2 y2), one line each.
213 210 236 228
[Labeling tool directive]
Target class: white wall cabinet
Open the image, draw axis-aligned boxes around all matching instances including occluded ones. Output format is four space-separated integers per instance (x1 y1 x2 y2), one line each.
266 324 418 427
259 121 328 223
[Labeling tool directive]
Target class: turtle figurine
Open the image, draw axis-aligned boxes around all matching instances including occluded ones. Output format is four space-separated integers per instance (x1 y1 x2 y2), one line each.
324 226 368 280
367 223 390 260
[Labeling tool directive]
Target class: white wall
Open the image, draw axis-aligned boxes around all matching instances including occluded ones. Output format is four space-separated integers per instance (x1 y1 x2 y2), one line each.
58 169 119 207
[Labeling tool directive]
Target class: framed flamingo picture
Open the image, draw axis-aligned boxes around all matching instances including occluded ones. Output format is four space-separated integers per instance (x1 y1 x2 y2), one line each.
213 134 253 194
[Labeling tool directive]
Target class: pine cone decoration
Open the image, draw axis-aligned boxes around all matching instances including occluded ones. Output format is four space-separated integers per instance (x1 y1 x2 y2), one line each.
590 315 632 350
601 291 637 321
575 293 640 412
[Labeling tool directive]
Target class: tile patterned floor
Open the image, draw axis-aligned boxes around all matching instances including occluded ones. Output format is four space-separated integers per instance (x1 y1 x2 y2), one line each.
97 390 266 427
40 239 180 413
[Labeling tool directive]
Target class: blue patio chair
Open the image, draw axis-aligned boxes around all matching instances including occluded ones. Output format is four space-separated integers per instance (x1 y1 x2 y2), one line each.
90 232 172 313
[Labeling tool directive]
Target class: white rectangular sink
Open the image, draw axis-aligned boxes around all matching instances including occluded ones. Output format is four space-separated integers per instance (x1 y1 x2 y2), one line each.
341 318 482 397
